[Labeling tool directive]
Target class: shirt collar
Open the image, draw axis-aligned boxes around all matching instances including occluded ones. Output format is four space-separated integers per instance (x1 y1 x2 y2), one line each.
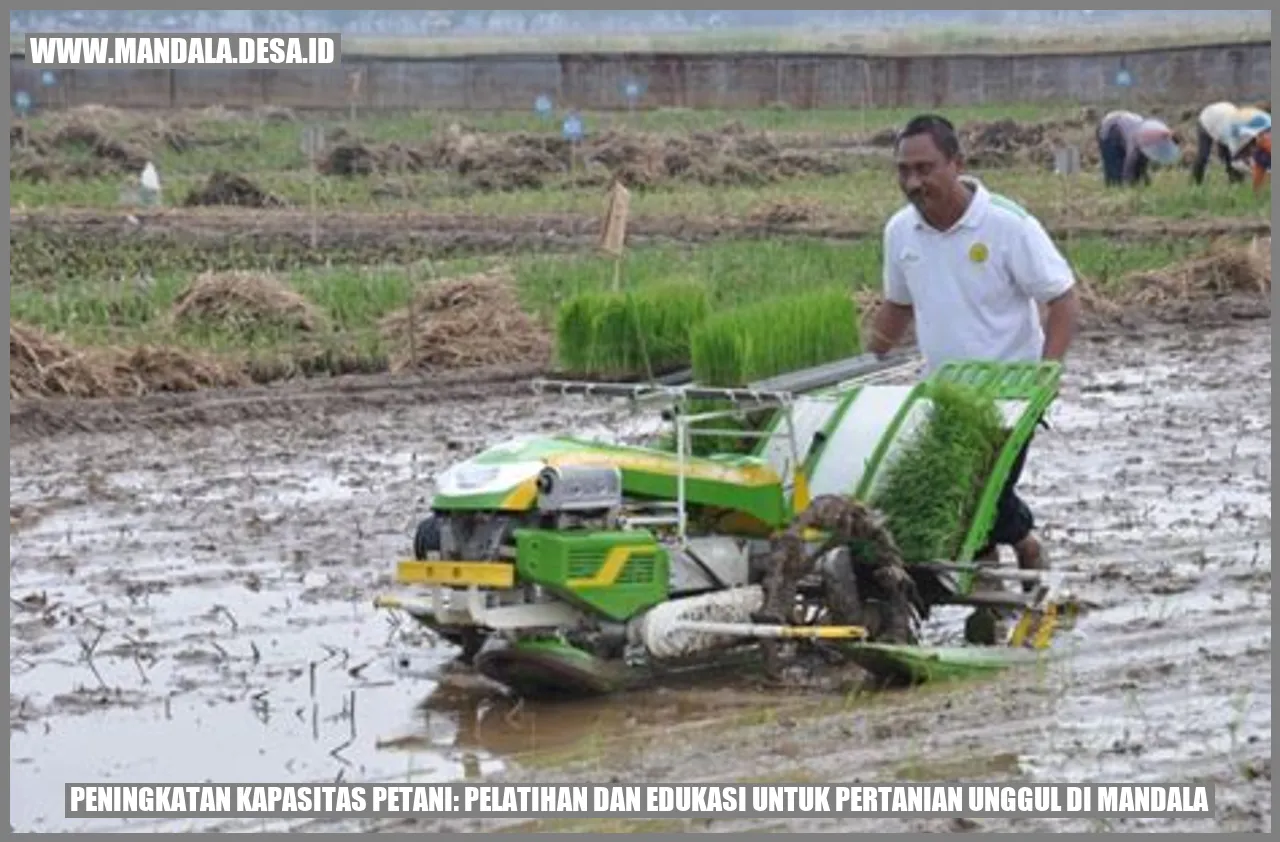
912 175 990 232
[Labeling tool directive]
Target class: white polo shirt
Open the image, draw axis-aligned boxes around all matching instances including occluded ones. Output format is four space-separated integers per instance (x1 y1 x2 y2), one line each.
881 176 1075 376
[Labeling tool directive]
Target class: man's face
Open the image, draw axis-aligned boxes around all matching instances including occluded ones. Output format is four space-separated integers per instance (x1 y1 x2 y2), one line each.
895 133 960 216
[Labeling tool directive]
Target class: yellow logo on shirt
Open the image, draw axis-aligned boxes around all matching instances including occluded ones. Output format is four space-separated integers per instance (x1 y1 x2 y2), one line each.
969 242 989 264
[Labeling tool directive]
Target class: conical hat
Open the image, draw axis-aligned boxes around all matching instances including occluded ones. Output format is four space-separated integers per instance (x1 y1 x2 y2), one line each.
1136 119 1179 164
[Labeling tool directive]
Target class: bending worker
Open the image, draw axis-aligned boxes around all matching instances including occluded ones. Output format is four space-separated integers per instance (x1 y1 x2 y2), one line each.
1096 110 1179 187
1192 100 1271 186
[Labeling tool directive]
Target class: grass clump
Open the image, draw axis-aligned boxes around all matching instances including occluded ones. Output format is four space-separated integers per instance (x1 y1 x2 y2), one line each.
554 281 710 378
868 380 1006 563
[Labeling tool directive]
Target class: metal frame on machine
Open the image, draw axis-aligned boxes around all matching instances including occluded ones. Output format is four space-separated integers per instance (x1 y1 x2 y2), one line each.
533 351 923 547
671 394 805 544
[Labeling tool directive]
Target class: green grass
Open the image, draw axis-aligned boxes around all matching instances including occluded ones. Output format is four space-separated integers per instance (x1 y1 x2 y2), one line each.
868 380 1007 563
10 234 1224 343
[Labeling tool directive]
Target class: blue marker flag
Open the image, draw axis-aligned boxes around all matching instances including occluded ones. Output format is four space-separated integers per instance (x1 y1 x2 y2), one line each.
562 114 584 141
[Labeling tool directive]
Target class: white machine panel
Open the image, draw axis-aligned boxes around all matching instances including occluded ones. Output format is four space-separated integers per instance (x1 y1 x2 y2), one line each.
754 396 840 483
807 385 915 499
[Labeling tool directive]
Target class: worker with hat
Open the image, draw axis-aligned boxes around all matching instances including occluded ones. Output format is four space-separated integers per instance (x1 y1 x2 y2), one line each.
1192 100 1271 186
1096 110 1179 187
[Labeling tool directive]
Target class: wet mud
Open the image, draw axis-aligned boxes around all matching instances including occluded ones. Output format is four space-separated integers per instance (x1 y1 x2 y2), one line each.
9 321 1271 832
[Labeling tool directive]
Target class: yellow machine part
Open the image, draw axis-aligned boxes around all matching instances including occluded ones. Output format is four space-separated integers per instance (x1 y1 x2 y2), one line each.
394 560 515 589
1008 600 1078 649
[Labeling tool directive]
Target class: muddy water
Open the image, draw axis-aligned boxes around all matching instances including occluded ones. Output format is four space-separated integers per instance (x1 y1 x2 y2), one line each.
9 322 1271 833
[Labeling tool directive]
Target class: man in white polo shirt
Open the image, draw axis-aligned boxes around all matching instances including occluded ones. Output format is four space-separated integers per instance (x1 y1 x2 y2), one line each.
865 114 1081 642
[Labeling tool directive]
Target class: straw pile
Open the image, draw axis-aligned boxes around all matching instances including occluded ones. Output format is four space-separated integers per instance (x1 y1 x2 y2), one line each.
1080 236 1272 323
1117 237 1271 307
10 321 244 399
171 270 326 334
379 268 552 371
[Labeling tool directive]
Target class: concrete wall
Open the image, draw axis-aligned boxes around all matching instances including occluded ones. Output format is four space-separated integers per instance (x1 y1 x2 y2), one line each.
10 40 1271 113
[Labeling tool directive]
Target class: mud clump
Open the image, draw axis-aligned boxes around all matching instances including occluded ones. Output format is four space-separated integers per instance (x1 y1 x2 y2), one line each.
10 119 151 181
960 118 1099 170
749 198 824 226
320 122 850 192
581 123 848 189
184 170 287 208
949 112 1100 170
170 270 326 334
867 127 900 148
8 106 203 181
320 142 432 178
10 105 279 184
962 119 1049 168
378 268 552 371
10 321 244 400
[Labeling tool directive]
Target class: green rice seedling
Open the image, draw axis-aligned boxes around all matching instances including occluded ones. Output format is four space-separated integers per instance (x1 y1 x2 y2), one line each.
554 281 710 378
868 380 1007 563
680 287 861 454
690 286 861 386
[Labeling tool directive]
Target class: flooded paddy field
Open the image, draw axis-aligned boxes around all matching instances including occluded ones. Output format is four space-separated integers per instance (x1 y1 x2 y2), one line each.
9 320 1271 833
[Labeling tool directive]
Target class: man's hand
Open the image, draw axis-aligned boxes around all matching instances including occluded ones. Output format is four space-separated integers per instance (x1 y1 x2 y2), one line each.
867 300 914 357
1041 286 1080 363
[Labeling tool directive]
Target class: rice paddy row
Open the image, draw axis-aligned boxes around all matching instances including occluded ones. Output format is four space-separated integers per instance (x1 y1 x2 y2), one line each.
12 162 1271 228
10 234 1235 375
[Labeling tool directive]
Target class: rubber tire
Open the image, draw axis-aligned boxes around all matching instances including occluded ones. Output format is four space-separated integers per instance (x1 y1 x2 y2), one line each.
413 514 442 560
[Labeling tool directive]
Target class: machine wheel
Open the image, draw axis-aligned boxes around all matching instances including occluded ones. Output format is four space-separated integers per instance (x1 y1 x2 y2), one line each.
413 514 442 560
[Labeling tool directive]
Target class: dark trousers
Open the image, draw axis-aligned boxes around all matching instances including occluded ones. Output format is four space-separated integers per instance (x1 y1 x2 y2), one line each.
1098 126 1126 186
976 433 1036 557
1191 125 1244 185
1097 126 1147 186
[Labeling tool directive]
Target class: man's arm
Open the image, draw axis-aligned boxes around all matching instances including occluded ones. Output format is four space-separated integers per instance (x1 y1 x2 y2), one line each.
867 300 914 357
1010 218 1081 364
868 222 914 357
1040 287 1080 362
